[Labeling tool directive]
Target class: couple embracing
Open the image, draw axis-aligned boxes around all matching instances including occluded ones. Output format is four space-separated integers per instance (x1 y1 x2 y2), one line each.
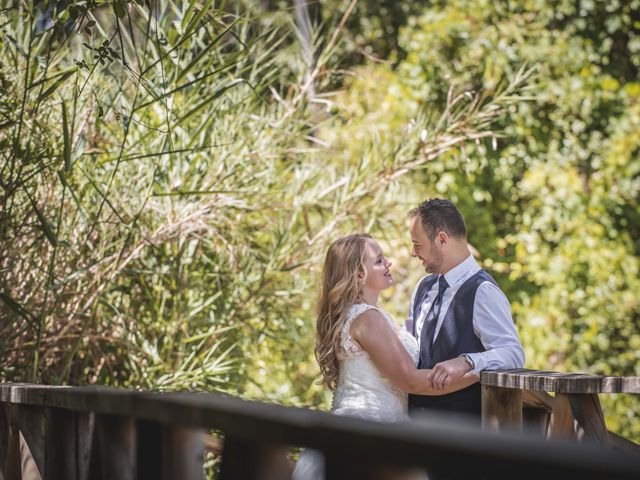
293 198 525 479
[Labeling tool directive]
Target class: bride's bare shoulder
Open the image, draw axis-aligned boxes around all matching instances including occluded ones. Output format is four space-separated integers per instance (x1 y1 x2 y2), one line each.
350 307 390 336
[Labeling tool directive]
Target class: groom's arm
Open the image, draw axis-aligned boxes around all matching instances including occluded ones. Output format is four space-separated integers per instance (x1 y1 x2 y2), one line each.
429 282 525 390
466 282 525 372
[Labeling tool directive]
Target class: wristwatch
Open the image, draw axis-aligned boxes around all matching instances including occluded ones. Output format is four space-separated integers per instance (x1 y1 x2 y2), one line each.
461 354 475 371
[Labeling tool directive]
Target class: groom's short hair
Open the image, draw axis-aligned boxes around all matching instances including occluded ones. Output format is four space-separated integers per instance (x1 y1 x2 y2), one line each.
410 198 467 241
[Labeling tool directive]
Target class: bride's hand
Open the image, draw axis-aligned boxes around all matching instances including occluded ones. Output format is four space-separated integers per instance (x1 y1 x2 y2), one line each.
430 357 473 390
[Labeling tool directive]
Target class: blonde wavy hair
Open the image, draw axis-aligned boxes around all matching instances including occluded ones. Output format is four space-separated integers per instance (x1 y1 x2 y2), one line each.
315 233 371 391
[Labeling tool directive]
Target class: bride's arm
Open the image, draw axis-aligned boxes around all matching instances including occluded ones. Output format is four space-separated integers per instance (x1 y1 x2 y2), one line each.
350 309 479 396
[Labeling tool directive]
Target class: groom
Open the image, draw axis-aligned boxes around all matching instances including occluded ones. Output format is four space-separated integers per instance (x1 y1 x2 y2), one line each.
407 198 525 419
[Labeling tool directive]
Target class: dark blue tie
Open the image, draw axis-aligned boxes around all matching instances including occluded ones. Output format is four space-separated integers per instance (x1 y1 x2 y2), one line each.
419 275 449 367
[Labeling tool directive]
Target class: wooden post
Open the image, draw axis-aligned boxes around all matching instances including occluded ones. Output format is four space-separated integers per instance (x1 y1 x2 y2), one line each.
1 405 20 480
75 412 94 480
219 436 256 480
95 414 136 480
1 378 639 478
137 420 204 480
17 405 45 480
522 407 549 437
161 426 205 480
20 433 43 480
548 393 576 440
137 420 162 480
219 437 290 480
324 454 382 480
481 385 522 433
0 405 6 480
325 455 357 480
45 407 78 480
482 369 640 447
569 393 609 446
0 404 10 480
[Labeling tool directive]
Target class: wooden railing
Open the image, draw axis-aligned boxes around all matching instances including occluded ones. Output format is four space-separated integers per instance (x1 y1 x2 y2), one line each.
0 373 639 480
481 368 640 452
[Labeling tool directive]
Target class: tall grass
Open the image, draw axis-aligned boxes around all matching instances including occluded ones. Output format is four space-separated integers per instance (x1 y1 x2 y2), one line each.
0 1 531 404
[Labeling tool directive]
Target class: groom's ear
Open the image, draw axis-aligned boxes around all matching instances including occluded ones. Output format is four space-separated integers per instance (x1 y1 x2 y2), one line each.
436 230 448 247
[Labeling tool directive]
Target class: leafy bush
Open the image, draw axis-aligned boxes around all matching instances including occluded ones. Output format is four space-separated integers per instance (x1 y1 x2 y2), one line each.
337 0 639 440
0 0 523 412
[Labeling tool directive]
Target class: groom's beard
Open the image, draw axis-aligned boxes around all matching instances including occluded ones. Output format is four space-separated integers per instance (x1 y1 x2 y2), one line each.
422 254 444 274
420 259 435 273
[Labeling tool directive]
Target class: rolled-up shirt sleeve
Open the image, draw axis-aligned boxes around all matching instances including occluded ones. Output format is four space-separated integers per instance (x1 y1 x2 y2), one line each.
466 282 525 373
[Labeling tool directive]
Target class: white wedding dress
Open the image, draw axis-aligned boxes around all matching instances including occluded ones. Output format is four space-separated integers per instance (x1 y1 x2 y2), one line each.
292 303 421 479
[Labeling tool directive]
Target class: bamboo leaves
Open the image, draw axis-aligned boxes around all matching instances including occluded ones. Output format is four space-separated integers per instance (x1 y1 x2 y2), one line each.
34 69 75 103
0 291 36 326
61 99 71 172
0 1 531 409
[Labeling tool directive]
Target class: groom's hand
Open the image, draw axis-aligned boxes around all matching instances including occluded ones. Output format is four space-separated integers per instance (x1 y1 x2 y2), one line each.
431 357 472 390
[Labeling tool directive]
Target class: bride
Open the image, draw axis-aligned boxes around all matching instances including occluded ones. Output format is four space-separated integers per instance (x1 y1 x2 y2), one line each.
292 233 479 479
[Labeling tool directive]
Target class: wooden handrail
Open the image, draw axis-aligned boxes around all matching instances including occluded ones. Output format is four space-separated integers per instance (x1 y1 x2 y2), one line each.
0 381 639 479
480 368 640 455
481 368 640 394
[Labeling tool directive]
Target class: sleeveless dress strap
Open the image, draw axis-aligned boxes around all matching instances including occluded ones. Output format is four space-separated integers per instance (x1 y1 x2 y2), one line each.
339 303 378 358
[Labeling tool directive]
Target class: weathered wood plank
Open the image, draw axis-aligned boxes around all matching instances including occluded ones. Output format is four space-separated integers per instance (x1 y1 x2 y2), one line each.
481 385 522 433
522 408 549 437
19 432 42 480
2 405 21 480
548 394 576 441
608 431 640 455
522 389 555 411
219 437 290 480
0 404 10 480
481 369 640 393
161 426 205 480
324 455 378 480
137 419 162 480
0 383 638 478
218 436 250 479
136 421 205 480
45 407 77 480
0 407 5 480
570 394 609 446
521 390 554 437
95 414 135 480
76 412 94 480
325 455 420 480
17 405 45 480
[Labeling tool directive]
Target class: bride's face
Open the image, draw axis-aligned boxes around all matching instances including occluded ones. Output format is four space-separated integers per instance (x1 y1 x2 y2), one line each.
361 238 393 292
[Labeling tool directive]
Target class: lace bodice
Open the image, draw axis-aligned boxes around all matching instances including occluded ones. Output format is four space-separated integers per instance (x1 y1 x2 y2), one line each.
291 305 425 480
331 303 419 422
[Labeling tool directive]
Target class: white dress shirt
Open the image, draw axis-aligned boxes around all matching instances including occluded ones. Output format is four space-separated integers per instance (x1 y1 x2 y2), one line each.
406 254 525 373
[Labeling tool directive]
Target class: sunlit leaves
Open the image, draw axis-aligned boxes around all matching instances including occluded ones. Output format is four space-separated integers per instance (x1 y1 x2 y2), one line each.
370 0 640 441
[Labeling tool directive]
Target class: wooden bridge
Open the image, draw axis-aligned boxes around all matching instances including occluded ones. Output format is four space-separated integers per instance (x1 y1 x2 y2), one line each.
1 369 638 479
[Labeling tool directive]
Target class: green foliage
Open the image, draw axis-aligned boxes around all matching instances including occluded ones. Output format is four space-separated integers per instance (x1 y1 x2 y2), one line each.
320 0 423 65
2 0 635 450
333 0 639 440
0 0 522 416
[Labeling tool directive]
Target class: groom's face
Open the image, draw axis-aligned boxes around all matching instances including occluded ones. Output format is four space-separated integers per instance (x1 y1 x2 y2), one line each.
410 216 444 274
